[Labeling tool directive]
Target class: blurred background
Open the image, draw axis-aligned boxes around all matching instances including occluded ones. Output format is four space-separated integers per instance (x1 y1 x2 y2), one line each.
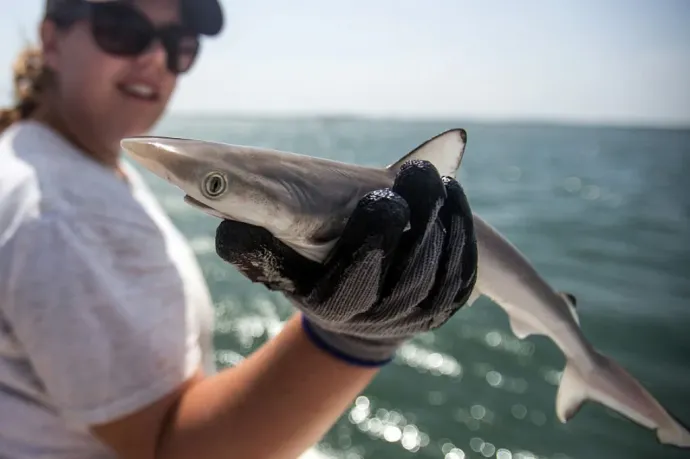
2 1 689 459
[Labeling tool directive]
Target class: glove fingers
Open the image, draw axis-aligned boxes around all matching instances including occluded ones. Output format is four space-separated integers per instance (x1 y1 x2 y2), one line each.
442 177 479 305
391 160 447 237
215 219 322 294
379 160 447 305
418 177 479 326
309 189 410 311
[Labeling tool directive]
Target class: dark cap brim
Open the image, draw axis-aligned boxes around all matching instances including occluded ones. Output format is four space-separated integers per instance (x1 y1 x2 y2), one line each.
45 0 224 36
181 0 224 36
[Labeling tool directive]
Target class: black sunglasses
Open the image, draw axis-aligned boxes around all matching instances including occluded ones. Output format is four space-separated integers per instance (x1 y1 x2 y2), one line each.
48 1 201 74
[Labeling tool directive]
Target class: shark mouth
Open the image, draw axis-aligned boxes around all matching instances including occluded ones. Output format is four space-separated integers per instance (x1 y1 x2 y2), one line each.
183 195 227 220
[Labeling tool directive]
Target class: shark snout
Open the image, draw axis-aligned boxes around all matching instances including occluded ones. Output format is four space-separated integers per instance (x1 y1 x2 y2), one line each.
121 137 174 178
121 137 188 162
120 137 200 186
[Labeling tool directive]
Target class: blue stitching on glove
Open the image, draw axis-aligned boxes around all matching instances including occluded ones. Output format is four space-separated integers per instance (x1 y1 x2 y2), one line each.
300 315 394 368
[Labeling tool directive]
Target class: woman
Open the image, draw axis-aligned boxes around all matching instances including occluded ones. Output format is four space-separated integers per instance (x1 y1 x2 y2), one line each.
0 1 478 458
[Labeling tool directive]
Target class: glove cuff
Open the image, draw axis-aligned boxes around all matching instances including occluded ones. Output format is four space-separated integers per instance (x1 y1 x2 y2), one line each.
300 315 399 367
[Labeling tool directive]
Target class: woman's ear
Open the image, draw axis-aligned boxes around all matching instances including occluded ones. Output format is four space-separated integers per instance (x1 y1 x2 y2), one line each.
39 19 59 70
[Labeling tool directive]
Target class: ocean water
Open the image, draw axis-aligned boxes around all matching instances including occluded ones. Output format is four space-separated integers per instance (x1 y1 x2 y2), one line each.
134 115 690 459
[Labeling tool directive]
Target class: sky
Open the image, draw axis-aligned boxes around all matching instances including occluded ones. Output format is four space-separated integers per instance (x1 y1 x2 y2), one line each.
0 0 688 126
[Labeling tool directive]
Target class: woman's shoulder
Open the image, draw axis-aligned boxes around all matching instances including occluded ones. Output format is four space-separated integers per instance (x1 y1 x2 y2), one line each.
0 119 208 269
0 121 166 237
0 122 209 306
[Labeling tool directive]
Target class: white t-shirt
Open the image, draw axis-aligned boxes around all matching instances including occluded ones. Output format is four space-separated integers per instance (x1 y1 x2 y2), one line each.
0 120 217 458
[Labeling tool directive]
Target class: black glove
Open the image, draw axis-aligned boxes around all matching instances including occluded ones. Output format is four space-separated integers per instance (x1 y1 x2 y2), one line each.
215 160 478 366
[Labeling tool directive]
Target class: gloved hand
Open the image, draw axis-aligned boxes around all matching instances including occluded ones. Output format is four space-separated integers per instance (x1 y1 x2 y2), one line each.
215 160 478 367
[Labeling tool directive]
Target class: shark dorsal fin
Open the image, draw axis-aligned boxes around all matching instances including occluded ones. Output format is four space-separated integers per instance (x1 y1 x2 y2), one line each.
386 128 467 178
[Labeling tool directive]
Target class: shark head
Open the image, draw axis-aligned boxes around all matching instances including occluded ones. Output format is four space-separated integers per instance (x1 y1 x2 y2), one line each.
121 136 234 220
121 128 468 261
121 136 340 235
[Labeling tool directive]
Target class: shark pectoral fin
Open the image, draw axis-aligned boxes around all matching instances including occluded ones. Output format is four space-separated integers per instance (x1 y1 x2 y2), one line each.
558 291 580 326
555 362 589 423
508 315 536 339
386 129 467 178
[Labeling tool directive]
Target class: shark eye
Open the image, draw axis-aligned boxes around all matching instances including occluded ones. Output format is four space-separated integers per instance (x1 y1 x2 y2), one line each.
201 172 227 199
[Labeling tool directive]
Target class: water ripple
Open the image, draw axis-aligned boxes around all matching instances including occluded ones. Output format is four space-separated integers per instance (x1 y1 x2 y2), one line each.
394 343 462 378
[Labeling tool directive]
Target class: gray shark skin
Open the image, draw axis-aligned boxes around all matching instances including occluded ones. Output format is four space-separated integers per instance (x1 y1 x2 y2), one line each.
121 129 690 449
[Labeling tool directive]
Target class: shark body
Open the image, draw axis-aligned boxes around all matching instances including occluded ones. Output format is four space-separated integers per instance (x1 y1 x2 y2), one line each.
121 129 690 449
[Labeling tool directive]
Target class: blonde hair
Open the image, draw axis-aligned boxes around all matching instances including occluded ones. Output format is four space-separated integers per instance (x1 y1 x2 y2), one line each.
0 46 52 134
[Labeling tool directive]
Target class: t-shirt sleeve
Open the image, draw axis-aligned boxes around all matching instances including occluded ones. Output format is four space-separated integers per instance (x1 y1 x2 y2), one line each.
3 212 203 428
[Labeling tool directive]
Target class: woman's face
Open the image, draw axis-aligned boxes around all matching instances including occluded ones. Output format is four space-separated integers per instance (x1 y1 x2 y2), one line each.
41 0 189 149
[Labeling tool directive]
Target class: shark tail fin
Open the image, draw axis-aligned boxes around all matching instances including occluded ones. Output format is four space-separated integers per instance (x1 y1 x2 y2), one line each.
556 353 690 448
386 128 467 178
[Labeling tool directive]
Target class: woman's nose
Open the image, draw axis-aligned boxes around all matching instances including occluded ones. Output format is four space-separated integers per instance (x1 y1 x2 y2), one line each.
136 39 170 72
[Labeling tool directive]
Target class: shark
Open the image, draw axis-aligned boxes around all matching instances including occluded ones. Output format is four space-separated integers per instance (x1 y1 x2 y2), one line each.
120 128 690 449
